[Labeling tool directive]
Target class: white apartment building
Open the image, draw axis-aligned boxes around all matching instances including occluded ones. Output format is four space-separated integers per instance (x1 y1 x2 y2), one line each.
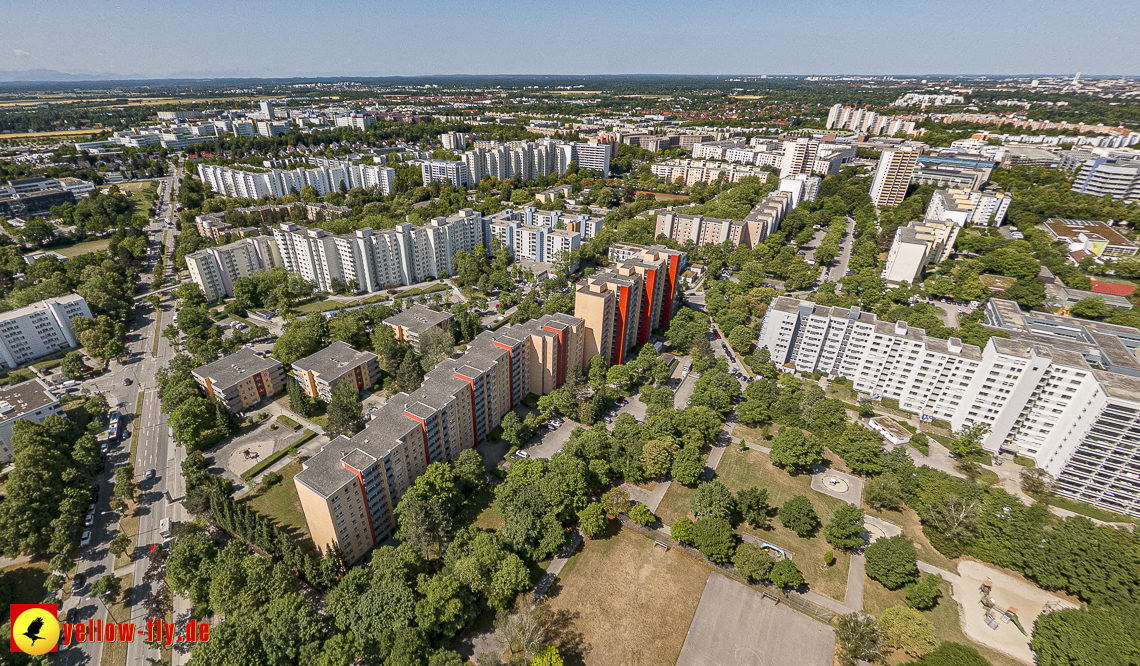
924 188 1011 227
779 139 820 178
0 295 91 370
335 114 375 130
880 219 959 285
440 132 467 151
484 212 582 265
761 296 1140 518
186 237 281 302
421 160 470 188
544 229 580 269
199 162 395 198
778 174 821 209
650 160 771 187
272 209 484 293
1072 157 1140 201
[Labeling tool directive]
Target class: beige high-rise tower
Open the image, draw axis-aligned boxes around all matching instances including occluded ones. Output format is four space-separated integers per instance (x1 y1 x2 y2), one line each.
870 148 921 207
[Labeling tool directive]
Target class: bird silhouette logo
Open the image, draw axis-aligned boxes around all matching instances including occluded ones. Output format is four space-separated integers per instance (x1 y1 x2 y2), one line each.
22 617 44 645
10 605 60 655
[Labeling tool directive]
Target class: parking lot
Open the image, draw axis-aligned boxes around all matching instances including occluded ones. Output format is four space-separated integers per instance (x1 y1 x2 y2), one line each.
516 392 646 460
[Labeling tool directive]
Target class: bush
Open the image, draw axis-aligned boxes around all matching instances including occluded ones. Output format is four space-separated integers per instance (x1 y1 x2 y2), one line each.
733 542 775 583
693 517 737 563
578 503 608 538
905 574 944 610
263 472 283 487
629 504 656 527
769 559 805 590
824 550 836 567
671 516 694 545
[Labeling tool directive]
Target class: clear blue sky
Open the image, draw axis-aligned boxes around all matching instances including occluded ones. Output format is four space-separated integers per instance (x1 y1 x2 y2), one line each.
2 0 1138 78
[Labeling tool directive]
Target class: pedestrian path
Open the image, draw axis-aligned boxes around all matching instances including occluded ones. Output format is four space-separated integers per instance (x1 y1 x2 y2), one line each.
533 531 583 601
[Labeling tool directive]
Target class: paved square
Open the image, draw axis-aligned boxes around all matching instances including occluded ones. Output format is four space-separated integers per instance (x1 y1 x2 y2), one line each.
676 572 835 666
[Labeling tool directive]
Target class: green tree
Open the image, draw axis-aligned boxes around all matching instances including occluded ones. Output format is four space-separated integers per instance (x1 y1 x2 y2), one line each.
114 463 139 503
1070 297 1112 320
629 504 656 527
690 481 735 520
500 411 530 450
532 645 564 666
778 495 820 538
865 535 919 590
948 422 989 458
286 377 315 418
90 575 122 603
769 427 824 474
61 350 87 379
398 498 453 561
736 486 770 529
109 532 132 559
640 438 678 479
879 605 937 658
671 446 705 486
397 350 425 393
692 517 737 563
836 612 885 666
733 542 775 583
768 559 804 590
326 380 364 439
1030 605 1140 666
825 505 867 551
577 503 608 538
865 473 904 511
671 516 695 545
905 574 944 610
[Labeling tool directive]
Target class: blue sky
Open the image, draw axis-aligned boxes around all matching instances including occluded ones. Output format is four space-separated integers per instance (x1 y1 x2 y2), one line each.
2 0 1137 78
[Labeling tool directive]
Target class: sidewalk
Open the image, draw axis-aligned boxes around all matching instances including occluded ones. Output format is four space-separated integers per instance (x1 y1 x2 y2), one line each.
533 530 583 601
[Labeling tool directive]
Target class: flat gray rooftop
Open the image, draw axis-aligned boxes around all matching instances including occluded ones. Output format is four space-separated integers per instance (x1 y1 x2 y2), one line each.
193 348 281 390
292 341 377 380
383 305 454 334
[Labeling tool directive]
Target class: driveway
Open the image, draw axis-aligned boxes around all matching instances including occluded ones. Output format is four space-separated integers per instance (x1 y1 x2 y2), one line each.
519 417 575 459
831 216 858 279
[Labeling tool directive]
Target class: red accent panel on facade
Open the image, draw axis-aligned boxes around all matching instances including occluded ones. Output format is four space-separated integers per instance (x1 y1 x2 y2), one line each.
403 410 431 464
454 372 478 448
661 255 680 328
354 366 364 389
543 325 567 387
640 268 656 345
493 341 516 407
338 462 378 548
615 285 631 366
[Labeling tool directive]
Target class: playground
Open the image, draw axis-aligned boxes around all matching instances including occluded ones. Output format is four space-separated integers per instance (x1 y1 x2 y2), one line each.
951 561 1079 664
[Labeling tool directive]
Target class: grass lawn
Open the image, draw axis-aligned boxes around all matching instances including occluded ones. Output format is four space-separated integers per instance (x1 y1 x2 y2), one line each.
712 446 852 602
731 423 771 444
51 238 112 258
454 488 504 531
98 573 133 666
868 505 958 572
861 574 1024 666
826 381 856 402
543 527 709 666
240 459 316 555
114 505 140 569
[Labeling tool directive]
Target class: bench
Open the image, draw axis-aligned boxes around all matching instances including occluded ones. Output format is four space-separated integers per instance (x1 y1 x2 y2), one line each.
654 540 670 551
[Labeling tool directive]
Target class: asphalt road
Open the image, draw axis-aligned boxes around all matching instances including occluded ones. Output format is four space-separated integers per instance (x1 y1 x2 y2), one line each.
831 215 858 281
62 163 193 666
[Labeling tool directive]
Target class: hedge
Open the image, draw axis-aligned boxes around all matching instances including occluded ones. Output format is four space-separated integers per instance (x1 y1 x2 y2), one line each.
276 415 301 430
241 429 316 482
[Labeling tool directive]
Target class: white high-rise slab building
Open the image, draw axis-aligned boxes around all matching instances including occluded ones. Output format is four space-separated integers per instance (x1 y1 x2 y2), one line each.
760 296 1140 518
0 295 91 369
199 162 395 198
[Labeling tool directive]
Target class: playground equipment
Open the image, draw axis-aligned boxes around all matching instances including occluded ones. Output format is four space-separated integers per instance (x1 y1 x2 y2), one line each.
760 542 789 561
823 475 849 493
979 580 1027 635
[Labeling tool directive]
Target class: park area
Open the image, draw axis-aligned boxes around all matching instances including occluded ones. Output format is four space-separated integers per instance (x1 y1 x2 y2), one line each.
543 527 709 665
239 459 316 555
655 445 853 602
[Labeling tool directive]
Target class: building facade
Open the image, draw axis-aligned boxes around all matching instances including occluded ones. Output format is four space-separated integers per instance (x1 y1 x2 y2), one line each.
760 296 1140 518
294 313 585 562
0 295 91 370
0 379 65 465
192 348 286 412
292 341 381 402
870 148 921 207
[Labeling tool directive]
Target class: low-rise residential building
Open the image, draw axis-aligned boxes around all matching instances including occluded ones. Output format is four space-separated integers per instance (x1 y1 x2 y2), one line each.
0 295 90 370
649 159 771 187
0 379 64 465
384 305 455 348
292 341 380 402
192 348 286 412
924 189 1011 227
1041 218 1139 259
868 416 912 446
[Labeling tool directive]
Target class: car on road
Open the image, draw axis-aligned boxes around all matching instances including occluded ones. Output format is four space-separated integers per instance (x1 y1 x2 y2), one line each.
163 491 173 503
71 573 86 592
123 378 132 386
145 468 156 479
84 512 94 527
79 531 92 547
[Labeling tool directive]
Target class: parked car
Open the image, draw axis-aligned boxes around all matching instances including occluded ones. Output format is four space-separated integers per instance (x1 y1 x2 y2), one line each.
80 531 92 547
84 512 94 527
123 378 132 386
71 573 86 592
516 450 531 459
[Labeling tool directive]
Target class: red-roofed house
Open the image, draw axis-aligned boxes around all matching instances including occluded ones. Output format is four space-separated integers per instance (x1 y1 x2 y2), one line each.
1091 280 1137 297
